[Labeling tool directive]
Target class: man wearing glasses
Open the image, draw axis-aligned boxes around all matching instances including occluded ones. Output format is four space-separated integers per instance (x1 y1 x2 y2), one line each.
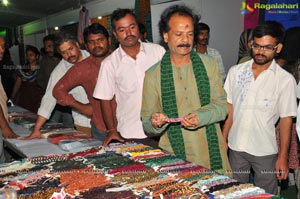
223 21 297 194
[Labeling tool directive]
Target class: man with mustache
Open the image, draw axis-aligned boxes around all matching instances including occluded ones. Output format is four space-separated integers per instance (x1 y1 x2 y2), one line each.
93 8 165 147
194 22 226 83
23 32 91 139
0 36 18 163
223 21 296 194
37 34 61 91
53 23 116 141
36 34 73 129
141 5 231 175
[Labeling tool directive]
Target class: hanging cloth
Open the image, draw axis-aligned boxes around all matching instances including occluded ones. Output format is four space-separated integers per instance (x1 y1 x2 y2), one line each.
77 6 91 45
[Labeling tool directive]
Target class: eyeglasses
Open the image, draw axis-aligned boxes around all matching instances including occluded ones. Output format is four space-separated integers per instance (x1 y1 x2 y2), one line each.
251 43 279 52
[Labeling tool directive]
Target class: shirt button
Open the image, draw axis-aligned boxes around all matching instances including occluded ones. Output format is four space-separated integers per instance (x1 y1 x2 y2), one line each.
180 77 183 80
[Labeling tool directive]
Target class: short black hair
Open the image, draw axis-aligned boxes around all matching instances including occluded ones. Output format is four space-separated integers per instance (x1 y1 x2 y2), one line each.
26 45 40 56
159 4 199 39
83 23 109 44
43 34 55 43
111 8 137 30
195 22 210 42
252 21 285 44
197 22 210 32
54 32 78 52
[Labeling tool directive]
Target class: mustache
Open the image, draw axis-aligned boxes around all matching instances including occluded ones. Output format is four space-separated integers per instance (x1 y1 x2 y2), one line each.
254 54 267 58
67 55 76 61
93 47 104 51
177 43 191 48
125 35 136 40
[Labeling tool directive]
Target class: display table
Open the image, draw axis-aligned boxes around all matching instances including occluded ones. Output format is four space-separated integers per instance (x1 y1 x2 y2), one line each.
4 106 70 158
0 141 279 199
1 106 278 199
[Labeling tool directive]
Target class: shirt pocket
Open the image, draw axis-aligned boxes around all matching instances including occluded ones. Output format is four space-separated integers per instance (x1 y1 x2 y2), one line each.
117 77 138 94
256 93 277 113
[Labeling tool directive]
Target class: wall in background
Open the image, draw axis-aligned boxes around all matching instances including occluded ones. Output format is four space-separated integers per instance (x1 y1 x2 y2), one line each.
151 0 243 72
23 0 244 72
23 0 136 36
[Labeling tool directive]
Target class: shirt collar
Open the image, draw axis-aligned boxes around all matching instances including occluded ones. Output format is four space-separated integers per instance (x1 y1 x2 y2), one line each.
249 59 277 73
118 41 144 60
62 49 89 68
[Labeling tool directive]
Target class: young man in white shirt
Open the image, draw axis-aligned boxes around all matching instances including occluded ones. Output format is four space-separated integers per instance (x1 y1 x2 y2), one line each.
223 22 296 194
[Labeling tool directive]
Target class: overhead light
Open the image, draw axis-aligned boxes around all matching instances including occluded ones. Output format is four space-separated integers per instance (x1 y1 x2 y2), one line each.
54 26 59 30
66 21 76 25
97 16 102 19
2 0 9 6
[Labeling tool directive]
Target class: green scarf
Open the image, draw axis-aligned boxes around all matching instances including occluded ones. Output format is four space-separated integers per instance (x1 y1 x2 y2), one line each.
160 50 223 170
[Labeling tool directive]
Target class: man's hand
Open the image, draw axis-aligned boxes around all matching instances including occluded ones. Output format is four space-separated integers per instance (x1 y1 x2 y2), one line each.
275 157 289 180
21 129 43 140
2 126 18 139
181 113 199 128
222 134 229 152
151 112 168 127
102 129 124 147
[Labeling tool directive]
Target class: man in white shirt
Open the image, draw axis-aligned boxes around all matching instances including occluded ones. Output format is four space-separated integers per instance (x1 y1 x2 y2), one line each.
93 8 165 147
194 22 226 83
23 32 91 139
223 22 296 194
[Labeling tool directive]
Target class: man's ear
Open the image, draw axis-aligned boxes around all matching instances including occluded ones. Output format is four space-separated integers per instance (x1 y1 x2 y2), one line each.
75 42 80 48
247 40 252 50
276 43 283 54
163 32 168 43
112 31 117 40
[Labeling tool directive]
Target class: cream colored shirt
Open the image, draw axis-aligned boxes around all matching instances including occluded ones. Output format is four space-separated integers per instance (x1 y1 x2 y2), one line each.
38 50 91 127
224 59 297 156
93 42 165 139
